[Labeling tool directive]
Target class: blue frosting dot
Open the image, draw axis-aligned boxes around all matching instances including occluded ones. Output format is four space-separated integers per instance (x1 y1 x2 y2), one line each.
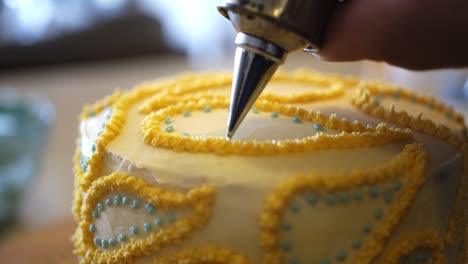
145 203 155 214
122 196 129 205
282 223 292 232
89 224 96 233
354 191 363 201
320 259 330 264
352 239 362 249
97 203 104 212
105 198 112 206
292 116 301 123
180 132 190 137
164 117 171 124
313 123 325 131
306 194 317 205
445 112 453 120
92 210 99 219
290 257 298 264
89 110 96 117
384 193 393 204
91 144 96 153
393 181 402 191
374 209 383 220
183 110 191 117
93 238 101 247
143 222 152 233
204 105 211 112
336 250 347 262
369 186 379 198
108 239 116 247
252 108 260 114
290 201 301 214
326 195 336 205
166 125 174 133
130 226 139 236
362 223 372 233
271 112 278 118
117 233 126 242
373 99 380 106
154 218 163 227
415 253 426 261
131 199 140 209
167 213 175 223
113 194 121 206
101 239 108 249
281 241 292 251
339 193 349 203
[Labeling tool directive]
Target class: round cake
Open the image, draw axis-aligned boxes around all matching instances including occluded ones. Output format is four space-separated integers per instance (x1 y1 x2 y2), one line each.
72 71 467 264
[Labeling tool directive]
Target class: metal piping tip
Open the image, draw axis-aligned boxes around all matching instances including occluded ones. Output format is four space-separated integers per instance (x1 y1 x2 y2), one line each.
226 39 283 139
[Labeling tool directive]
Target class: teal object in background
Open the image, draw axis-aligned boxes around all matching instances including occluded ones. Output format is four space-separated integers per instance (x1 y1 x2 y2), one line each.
0 90 54 230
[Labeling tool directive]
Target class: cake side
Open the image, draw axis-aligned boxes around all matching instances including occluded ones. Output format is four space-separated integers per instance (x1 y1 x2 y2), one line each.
72 71 467 264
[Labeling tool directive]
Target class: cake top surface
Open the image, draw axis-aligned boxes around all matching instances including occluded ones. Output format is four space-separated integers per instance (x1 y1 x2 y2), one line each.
78 70 466 188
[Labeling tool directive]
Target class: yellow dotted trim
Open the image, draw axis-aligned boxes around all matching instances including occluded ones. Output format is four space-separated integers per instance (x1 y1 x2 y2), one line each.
141 95 412 156
445 143 468 244
151 245 250 264
74 172 216 264
381 229 447 264
351 81 466 147
140 70 346 114
260 144 428 264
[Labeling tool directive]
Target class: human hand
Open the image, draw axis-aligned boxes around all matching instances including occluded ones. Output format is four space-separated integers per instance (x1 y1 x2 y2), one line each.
318 0 468 70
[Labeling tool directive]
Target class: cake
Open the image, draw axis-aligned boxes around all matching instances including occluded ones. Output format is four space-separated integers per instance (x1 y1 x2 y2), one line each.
72 70 467 264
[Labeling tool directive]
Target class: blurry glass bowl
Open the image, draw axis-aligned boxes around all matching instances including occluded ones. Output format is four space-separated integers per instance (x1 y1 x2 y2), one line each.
0 89 55 230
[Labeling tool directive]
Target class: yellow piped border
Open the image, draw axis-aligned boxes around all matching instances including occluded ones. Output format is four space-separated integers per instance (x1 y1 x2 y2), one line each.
260 144 428 264
141 95 412 156
151 245 250 264
381 229 447 264
73 76 192 221
73 90 122 221
351 81 466 147
74 172 215 264
139 70 346 114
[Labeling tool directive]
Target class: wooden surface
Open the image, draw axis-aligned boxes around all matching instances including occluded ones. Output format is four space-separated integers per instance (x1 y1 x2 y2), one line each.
0 219 76 264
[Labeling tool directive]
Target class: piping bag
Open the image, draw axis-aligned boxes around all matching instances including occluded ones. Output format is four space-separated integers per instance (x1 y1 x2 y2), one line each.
217 0 340 139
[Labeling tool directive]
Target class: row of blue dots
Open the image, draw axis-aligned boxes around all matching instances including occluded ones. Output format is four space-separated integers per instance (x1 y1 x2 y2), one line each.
289 187 391 213
92 196 160 219
93 215 175 249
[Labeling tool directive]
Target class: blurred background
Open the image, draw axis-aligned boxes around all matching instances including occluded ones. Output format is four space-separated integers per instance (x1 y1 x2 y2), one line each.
0 0 467 261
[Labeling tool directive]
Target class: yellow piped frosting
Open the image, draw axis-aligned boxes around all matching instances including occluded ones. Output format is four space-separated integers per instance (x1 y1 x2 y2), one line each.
260 144 428 264
141 95 412 156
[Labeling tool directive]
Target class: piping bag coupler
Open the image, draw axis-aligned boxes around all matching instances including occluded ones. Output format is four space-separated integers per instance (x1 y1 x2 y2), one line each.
218 0 340 139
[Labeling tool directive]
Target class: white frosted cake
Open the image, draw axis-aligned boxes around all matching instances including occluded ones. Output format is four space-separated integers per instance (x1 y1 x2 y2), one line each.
72 71 467 264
